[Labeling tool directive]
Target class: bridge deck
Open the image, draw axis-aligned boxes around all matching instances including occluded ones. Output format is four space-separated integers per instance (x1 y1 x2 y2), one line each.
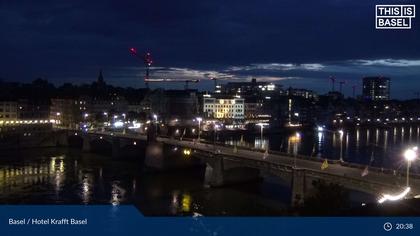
80 130 420 197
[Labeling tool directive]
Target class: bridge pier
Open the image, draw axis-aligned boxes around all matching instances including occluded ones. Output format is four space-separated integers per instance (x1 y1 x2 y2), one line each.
291 168 306 207
55 131 69 147
111 137 121 158
204 156 261 187
144 142 165 169
82 136 91 152
204 157 224 187
147 124 157 143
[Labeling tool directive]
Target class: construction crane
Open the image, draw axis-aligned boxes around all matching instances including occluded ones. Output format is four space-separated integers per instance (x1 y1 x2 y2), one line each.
207 76 233 93
352 85 358 98
329 76 336 92
129 47 152 88
129 48 199 90
339 80 346 94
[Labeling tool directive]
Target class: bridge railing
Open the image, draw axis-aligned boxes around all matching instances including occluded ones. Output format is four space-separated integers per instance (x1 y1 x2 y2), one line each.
165 135 420 181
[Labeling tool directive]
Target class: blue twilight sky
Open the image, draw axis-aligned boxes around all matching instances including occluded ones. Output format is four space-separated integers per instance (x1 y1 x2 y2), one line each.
0 0 419 99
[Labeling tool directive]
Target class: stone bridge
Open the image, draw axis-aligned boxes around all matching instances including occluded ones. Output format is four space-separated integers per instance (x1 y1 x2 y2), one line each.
50 129 420 207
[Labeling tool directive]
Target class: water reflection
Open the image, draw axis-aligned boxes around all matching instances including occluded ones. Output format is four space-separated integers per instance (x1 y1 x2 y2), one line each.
0 153 130 206
0 150 289 216
110 181 126 206
170 191 193 214
0 155 67 195
223 125 420 171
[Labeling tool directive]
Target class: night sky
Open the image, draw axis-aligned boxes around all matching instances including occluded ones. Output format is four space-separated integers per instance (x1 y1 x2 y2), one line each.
1 0 419 99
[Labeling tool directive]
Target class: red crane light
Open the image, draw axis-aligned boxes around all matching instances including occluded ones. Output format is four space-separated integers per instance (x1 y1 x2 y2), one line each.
144 52 153 66
129 47 137 55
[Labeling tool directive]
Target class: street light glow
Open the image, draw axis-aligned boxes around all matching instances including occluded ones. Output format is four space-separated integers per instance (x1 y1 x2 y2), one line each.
113 121 124 128
378 187 411 204
404 148 417 161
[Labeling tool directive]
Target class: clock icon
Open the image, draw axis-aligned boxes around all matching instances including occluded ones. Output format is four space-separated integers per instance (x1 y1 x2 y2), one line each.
384 222 393 231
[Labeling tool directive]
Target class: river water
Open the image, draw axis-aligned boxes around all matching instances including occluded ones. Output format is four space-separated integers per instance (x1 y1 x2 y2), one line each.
0 148 290 216
221 125 420 173
2 125 415 215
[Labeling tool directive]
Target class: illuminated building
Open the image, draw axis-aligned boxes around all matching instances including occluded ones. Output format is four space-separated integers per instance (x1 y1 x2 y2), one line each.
203 95 244 120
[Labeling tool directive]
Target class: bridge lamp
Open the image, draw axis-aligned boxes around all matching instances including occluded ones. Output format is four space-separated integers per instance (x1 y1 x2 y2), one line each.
196 117 202 141
404 148 417 187
338 129 344 162
256 123 268 140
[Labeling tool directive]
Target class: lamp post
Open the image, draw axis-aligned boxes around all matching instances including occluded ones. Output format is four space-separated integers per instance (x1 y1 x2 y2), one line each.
55 112 61 127
256 123 268 149
196 117 202 142
404 147 417 187
338 129 344 162
213 124 220 153
153 114 158 136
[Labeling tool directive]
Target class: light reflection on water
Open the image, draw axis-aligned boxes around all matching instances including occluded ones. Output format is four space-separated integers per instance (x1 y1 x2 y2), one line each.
0 149 287 216
223 125 420 171
0 152 127 206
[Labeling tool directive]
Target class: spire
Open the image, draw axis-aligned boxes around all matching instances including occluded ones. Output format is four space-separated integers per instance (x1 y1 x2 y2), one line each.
97 69 105 84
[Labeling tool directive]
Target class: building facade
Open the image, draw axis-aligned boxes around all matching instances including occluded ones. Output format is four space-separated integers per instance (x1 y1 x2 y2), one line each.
143 89 199 121
362 77 390 101
0 101 18 121
203 95 244 120
220 78 278 96
50 98 80 128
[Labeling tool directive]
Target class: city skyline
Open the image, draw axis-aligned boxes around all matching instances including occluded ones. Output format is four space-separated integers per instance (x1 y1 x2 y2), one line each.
1 0 420 99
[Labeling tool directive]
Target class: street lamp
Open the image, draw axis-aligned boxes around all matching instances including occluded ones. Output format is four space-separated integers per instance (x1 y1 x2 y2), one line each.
153 114 158 136
404 147 417 187
196 117 202 142
213 124 220 153
338 129 344 162
256 123 268 149
55 112 61 126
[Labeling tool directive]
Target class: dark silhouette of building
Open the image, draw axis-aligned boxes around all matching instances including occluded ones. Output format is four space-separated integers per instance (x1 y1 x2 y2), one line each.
220 78 278 96
362 77 390 101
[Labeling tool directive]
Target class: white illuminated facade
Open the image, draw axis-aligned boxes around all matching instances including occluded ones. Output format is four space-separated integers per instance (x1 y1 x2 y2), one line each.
203 95 244 120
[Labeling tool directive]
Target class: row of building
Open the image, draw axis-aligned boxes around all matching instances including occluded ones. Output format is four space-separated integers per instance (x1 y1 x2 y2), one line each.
0 74 395 130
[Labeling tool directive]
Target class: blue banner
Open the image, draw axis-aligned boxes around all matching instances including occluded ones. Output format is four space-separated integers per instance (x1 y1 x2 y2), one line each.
0 206 419 236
